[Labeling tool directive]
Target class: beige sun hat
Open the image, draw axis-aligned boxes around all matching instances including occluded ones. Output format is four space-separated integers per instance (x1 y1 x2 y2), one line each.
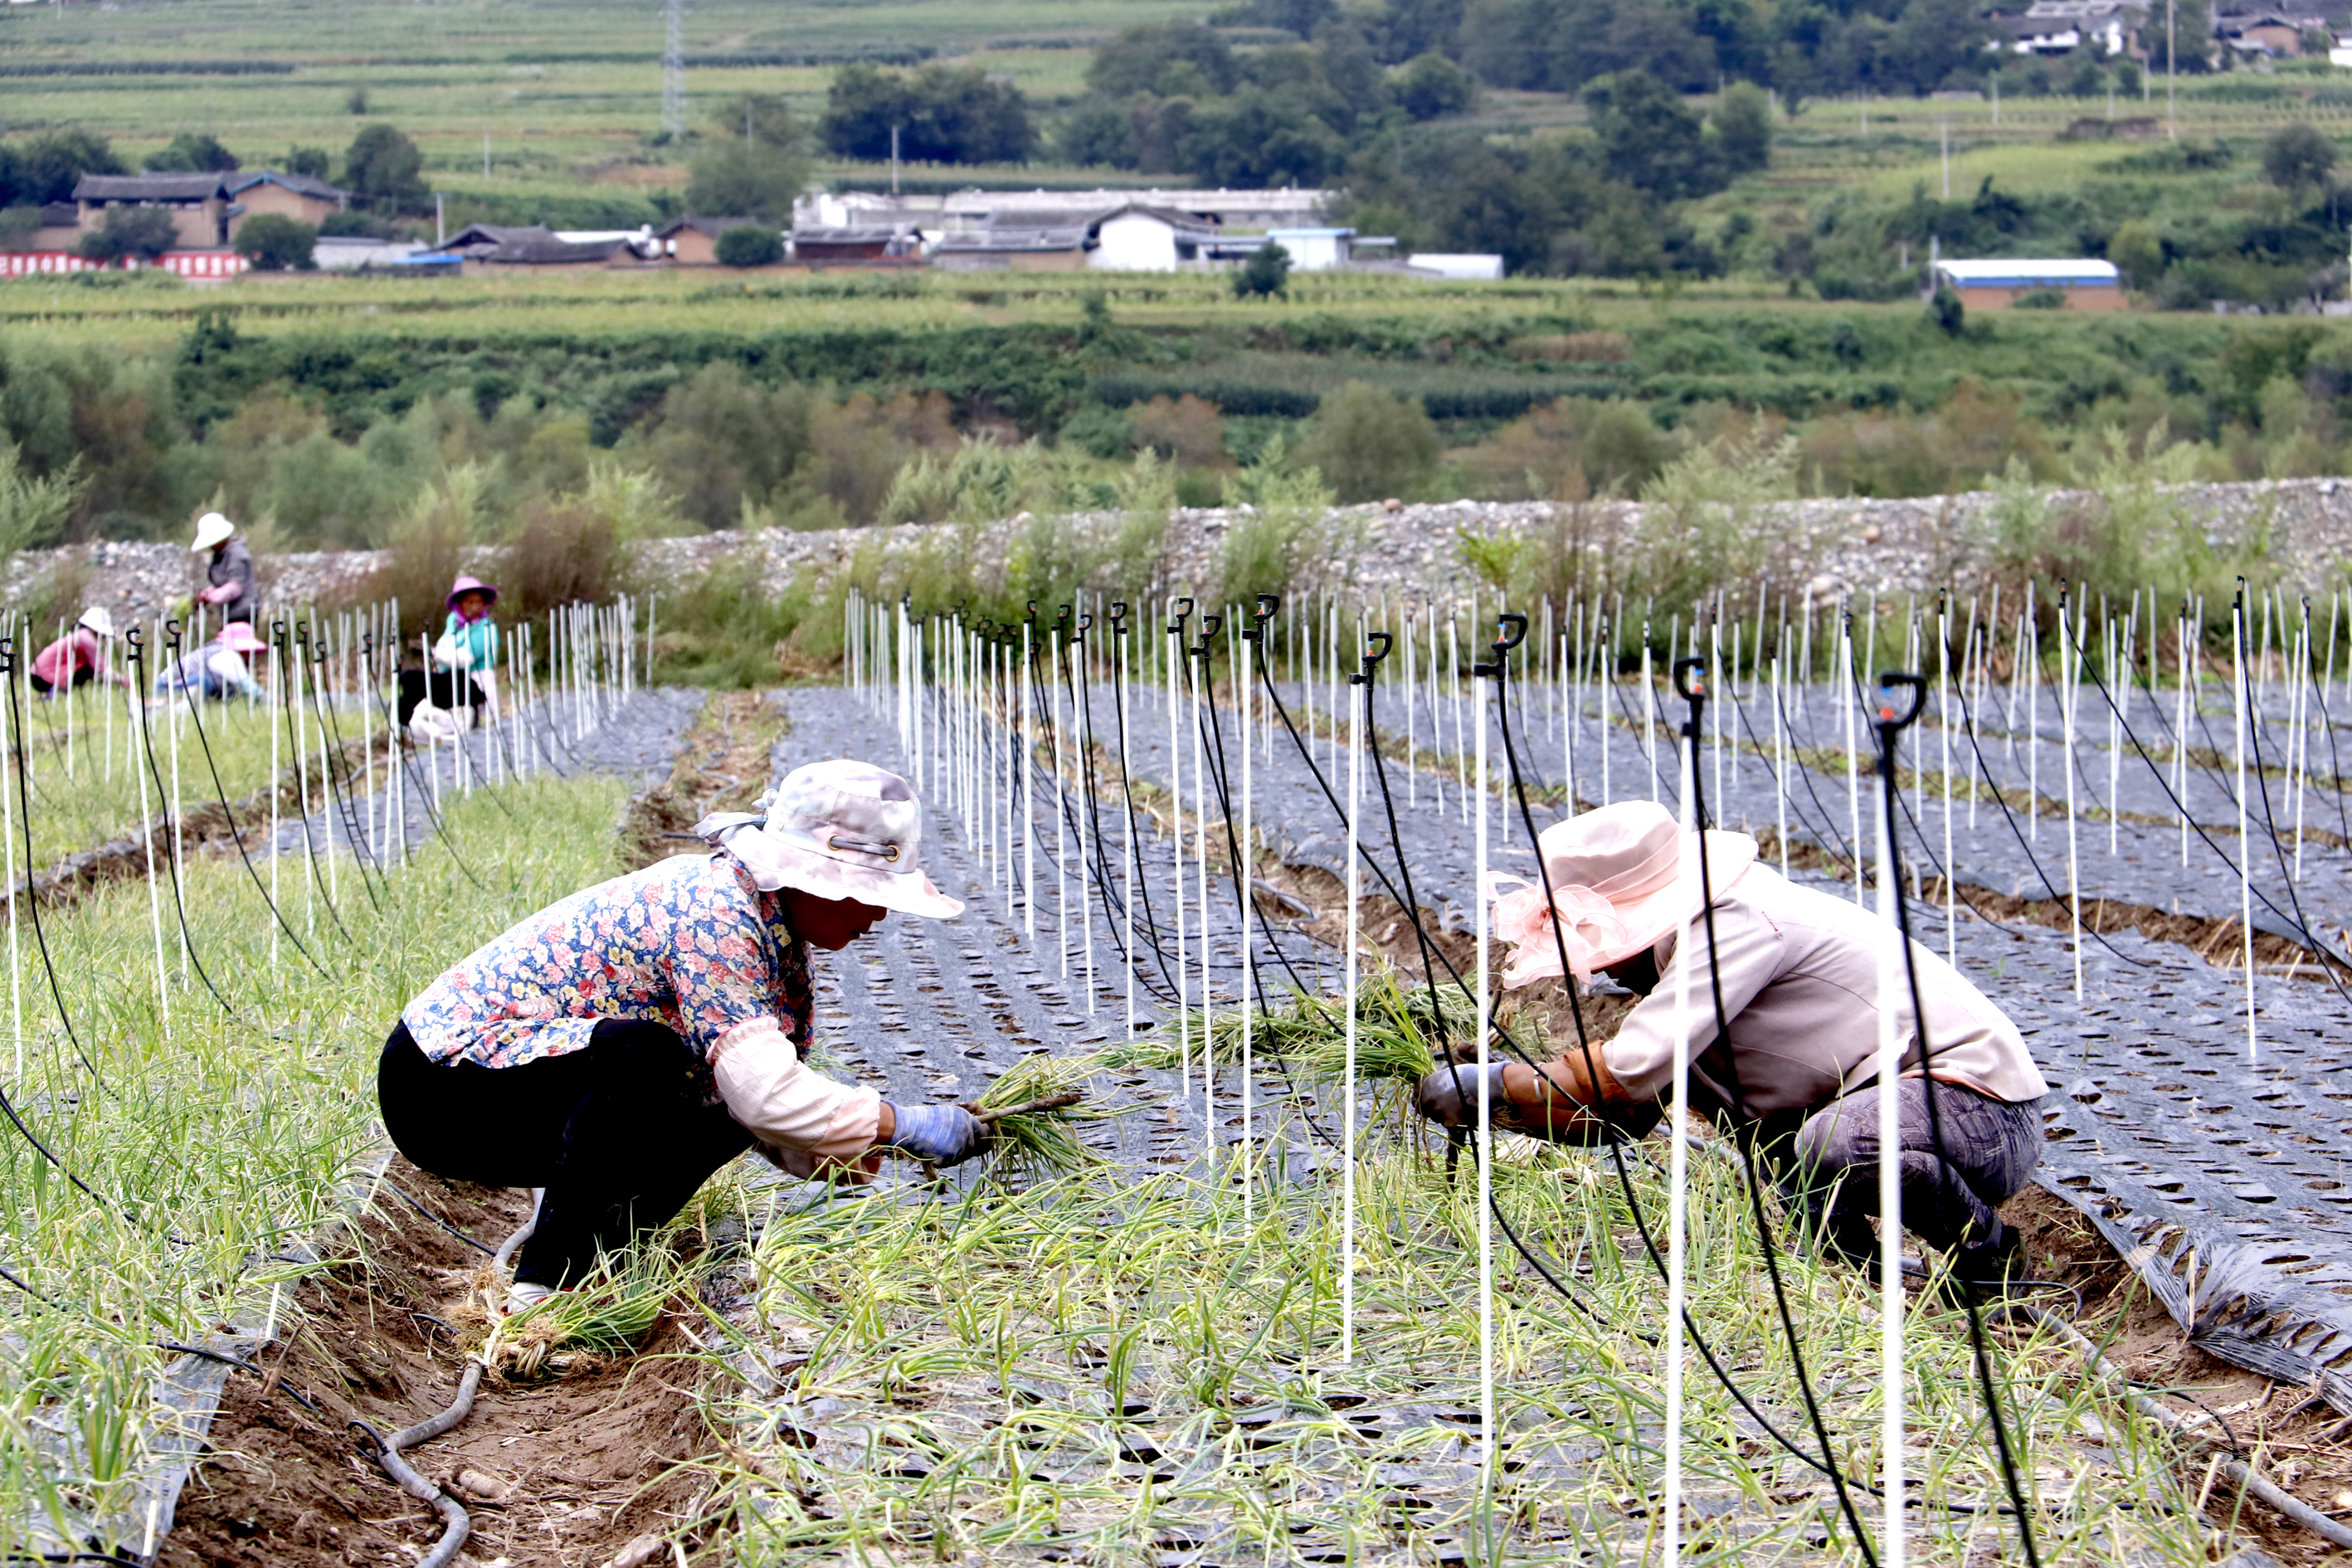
694 758 962 919
1486 801 1757 989
190 512 234 553
75 606 114 639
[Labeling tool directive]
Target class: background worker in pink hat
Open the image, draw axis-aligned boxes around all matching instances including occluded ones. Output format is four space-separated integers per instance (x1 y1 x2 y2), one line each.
1415 801 2049 1288
381 759 987 1312
155 621 269 702
397 574 500 730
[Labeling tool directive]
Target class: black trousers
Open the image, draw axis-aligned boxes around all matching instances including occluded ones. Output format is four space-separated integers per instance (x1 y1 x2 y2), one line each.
377 1019 751 1287
397 668 489 729
1780 1081 2044 1261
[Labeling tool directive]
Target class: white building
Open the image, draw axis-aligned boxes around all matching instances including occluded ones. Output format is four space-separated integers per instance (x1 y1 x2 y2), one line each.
796 187 1332 239
2004 0 2148 54
1408 253 1506 280
1088 205 1225 270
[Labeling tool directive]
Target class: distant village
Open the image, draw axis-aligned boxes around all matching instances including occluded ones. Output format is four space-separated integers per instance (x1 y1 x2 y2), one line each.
0 172 1512 282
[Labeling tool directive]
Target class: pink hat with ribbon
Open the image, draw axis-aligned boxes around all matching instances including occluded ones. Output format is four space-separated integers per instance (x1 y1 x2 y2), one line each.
1487 801 1756 989
446 575 499 616
213 622 270 655
693 758 962 920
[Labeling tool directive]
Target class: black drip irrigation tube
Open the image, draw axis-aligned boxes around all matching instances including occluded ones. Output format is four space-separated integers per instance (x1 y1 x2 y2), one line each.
124 628 240 1021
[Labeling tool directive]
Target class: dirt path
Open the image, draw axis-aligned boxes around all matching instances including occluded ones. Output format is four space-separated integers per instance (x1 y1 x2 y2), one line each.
158 1160 715 1568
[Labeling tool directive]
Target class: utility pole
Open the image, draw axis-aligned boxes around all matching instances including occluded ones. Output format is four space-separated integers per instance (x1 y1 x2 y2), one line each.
662 0 685 138
1992 71 1999 126
435 191 445 247
890 124 901 195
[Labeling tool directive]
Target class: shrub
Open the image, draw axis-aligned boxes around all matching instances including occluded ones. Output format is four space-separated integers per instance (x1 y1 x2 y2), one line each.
2011 288 2068 309
1128 393 1229 467
143 133 240 173
1393 53 1477 119
497 465 665 626
635 363 819 528
1232 241 1291 299
233 214 318 271
343 124 424 209
1293 381 1440 503
77 206 180 265
686 96 810 224
1218 436 1333 606
713 226 784 266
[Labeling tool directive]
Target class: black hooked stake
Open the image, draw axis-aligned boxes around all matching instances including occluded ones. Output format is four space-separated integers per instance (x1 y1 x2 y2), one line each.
1166 597 1193 641
1866 661 2043 1568
1479 611 1527 678
1108 601 1128 637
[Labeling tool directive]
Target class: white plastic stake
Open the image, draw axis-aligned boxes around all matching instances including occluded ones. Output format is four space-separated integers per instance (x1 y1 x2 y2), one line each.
1342 641 1361 1365
1664 709 1695 1568
1873 690 1906 1568
1473 644 1496 1497
2234 596 2257 1065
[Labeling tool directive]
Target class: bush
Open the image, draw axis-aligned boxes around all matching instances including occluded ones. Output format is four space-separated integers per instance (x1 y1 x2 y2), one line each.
1129 393 1230 467
685 95 810 223
1393 53 1477 119
233 214 318 271
1233 241 1292 299
343 124 425 209
143 133 239 173
2011 287 2068 309
713 226 784 266
1293 381 1441 503
821 64 1037 163
77 206 180 265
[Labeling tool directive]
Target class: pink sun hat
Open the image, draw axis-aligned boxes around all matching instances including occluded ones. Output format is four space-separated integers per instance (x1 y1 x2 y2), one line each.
1487 801 1757 988
214 622 270 655
446 575 499 616
693 758 962 919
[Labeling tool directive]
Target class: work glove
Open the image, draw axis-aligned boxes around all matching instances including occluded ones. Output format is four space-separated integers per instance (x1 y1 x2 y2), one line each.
881 1101 990 1166
1414 1064 1510 1131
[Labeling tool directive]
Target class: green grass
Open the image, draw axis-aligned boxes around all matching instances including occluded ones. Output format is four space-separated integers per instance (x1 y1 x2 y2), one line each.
0 767 628 1558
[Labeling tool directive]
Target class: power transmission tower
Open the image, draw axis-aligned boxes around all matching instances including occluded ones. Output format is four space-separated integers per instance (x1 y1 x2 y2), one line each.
662 0 684 138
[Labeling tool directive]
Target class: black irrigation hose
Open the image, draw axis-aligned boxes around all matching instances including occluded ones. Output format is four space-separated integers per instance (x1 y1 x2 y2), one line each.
0 642 107 1083
1106 615 1181 1004
2042 609 2352 1020
1488 644 1877 1563
155 1342 336 1423
168 631 332 980
378 1178 499 1257
272 624 355 948
297 635 387 913
122 631 238 1022
1871 674 2043 1568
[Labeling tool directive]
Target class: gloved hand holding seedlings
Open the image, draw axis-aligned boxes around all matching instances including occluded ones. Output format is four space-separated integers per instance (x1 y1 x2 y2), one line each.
1411 801 2051 1287
378 760 966 1314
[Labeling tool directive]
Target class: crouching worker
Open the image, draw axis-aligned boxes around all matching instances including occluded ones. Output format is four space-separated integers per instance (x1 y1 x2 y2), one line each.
1415 801 2049 1287
379 759 989 1312
156 622 269 703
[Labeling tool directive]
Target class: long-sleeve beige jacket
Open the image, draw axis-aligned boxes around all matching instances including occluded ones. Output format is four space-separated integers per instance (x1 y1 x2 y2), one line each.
1602 864 2049 1117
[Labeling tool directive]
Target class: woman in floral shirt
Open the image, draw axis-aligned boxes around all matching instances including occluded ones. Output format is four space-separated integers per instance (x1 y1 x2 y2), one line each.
380 759 986 1310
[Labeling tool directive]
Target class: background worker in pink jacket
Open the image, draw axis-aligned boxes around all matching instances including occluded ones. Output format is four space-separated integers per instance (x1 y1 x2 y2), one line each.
381 759 987 1312
1416 801 2049 1286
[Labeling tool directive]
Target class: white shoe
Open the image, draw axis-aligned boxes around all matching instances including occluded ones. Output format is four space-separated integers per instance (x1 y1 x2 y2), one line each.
504 1281 554 1315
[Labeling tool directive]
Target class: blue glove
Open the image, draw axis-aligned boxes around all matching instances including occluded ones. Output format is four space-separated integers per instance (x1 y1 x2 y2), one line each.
883 1102 990 1166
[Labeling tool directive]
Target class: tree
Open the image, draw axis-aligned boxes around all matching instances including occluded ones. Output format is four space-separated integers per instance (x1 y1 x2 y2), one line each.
1058 100 1137 167
2263 124 2337 199
1583 71 1721 200
2146 0 2212 71
714 225 784 266
2066 54 2106 98
821 65 1037 164
343 124 425 208
1294 382 1441 501
233 213 318 270
1087 21 1240 96
1712 80 1771 173
0 130 124 207
285 145 334 180
1393 52 1478 119
685 96 811 222
1180 90 1342 187
143 133 239 173
77 206 180 265
2106 218 2165 289
1927 282 1965 336
1233 241 1292 298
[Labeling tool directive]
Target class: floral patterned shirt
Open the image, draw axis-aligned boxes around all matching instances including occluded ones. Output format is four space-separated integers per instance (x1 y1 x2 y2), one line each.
402 853 814 1069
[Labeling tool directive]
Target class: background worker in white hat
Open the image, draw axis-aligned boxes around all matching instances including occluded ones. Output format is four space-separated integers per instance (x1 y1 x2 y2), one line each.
1415 800 2049 1287
380 759 986 1312
29 607 128 695
189 511 256 626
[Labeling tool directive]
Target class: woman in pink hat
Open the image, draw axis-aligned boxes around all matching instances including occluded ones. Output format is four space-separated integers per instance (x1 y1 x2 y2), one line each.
1415 800 2049 1288
399 574 501 730
155 621 270 702
380 759 986 1312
